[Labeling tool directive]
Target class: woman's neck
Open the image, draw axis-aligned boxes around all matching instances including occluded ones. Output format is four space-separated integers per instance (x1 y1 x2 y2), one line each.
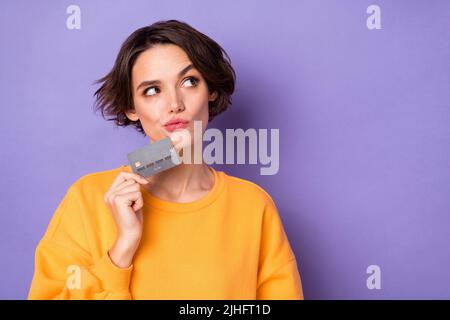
142 162 214 202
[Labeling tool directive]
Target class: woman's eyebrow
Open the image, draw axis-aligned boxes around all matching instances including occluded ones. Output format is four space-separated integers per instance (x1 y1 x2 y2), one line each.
136 64 195 91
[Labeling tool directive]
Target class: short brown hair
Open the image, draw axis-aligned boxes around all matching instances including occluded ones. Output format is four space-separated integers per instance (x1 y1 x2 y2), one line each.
93 19 236 135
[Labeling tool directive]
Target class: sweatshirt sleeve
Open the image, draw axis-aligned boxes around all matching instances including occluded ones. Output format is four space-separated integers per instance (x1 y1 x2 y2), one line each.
28 182 133 300
256 196 304 300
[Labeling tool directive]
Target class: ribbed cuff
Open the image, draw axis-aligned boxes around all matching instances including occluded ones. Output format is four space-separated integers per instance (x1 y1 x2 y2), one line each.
91 252 133 294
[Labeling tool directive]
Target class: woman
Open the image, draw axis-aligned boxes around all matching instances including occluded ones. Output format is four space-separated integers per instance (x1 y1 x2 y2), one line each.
28 20 303 300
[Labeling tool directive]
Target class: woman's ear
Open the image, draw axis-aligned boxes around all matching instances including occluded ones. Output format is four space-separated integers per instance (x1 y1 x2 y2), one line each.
125 109 139 121
208 91 218 102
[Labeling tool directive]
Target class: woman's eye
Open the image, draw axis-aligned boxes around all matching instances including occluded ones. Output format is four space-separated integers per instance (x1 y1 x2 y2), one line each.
143 77 197 96
182 77 198 88
144 87 159 96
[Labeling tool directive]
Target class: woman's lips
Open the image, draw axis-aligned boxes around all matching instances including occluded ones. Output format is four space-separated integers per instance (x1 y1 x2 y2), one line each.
164 121 190 132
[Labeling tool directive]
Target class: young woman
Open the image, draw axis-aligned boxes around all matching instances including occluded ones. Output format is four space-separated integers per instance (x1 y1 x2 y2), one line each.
28 20 303 300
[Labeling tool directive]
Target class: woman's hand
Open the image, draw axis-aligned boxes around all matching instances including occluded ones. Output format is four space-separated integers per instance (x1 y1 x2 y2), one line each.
104 171 149 268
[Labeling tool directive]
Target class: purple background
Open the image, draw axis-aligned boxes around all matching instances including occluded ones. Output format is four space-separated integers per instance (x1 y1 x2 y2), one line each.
1 0 449 299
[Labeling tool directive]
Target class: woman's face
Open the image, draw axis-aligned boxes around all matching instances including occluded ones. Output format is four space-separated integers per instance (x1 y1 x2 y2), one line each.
126 44 217 149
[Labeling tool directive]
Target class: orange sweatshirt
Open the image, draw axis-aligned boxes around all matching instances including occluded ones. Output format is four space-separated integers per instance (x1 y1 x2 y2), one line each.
28 165 303 300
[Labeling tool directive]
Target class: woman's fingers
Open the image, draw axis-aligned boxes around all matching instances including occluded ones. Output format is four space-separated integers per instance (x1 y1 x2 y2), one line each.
112 184 142 200
104 171 148 203
110 171 148 190
104 171 146 267
114 179 139 194
131 196 144 211
113 191 143 208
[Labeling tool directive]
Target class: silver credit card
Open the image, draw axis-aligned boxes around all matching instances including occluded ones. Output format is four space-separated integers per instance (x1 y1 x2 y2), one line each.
127 137 181 178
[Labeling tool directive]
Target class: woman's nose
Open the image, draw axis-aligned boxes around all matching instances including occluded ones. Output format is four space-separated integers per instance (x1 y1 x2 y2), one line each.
168 91 185 113
169 103 185 113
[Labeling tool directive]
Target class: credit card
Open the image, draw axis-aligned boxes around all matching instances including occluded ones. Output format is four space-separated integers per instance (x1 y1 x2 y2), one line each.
127 137 182 179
